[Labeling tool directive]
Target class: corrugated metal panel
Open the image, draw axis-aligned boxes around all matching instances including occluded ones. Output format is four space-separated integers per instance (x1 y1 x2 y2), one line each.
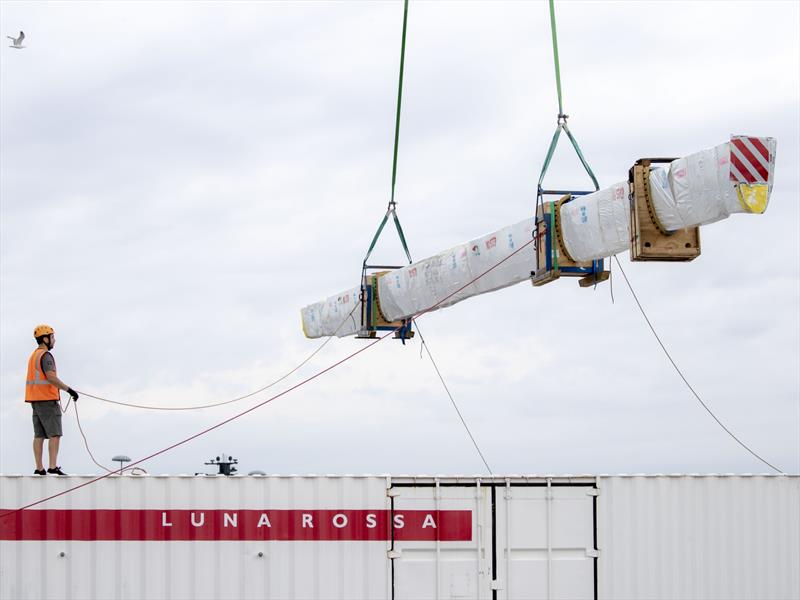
369 477 598 600
493 480 596 600
597 475 800 600
0 475 391 600
391 481 494 599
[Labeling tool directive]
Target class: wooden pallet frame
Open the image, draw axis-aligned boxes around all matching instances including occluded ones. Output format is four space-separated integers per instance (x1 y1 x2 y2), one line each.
629 159 701 262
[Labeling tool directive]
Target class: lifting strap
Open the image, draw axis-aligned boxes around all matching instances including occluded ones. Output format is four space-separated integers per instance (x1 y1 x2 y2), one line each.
363 0 414 269
363 206 413 265
537 0 599 195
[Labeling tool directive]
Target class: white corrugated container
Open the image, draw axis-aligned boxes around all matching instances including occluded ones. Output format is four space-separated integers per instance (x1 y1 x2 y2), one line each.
597 475 799 600
1 474 797 600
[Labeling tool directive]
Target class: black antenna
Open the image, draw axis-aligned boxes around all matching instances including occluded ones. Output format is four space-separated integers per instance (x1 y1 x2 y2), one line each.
204 453 238 476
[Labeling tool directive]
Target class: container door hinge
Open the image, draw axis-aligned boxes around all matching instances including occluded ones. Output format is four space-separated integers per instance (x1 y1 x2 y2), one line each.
386 488 401 498
387 549 402 559
586 488 599 497
491 579 504 591
586 548 600 558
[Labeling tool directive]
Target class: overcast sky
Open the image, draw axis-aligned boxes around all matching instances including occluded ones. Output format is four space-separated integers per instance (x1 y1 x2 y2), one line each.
1 1 798 478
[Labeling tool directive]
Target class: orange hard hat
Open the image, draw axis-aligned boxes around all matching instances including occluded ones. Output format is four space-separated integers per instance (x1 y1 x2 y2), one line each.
33 324 54 338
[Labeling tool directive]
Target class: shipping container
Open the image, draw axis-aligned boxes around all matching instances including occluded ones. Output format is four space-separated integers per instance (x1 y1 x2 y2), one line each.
1 474 797 600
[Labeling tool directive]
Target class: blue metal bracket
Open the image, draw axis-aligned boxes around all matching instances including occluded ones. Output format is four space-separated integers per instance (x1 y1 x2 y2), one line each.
532 190 609 288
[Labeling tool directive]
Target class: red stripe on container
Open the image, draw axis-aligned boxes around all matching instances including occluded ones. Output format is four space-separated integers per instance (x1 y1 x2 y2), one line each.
731 139 769 181
0 509 472 542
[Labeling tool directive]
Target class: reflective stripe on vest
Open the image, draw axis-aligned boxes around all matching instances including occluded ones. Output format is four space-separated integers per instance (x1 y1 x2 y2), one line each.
25 348 60 402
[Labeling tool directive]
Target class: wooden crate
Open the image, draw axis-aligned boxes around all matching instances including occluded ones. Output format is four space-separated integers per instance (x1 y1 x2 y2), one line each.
578 270 611 287
363 271 411 331
629 161 701 262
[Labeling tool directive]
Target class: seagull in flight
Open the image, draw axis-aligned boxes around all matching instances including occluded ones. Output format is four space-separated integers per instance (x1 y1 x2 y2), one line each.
7 31 25 49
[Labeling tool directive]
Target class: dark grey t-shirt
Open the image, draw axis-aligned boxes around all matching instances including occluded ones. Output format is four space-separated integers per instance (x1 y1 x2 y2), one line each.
40 351 56 374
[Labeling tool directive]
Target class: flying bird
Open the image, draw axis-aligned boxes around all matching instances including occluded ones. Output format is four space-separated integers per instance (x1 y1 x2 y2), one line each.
7 31 25 49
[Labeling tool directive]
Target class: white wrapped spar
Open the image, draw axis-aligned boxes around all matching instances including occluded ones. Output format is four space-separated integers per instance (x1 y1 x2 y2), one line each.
654 136 776 231
301 137 776 338
301 286 361 339
556 135 776 262
377 218 536 322
300 219 536 337
559 181 631 262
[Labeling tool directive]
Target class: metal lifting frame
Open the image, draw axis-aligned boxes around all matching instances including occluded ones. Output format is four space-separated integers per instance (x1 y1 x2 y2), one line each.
533 190 608 288
531 0 608 288
357 273 414 340
358 0 414 342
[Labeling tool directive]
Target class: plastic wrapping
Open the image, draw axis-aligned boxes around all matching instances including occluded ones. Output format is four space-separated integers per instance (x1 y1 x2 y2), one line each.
560 182 630 262
657 144 739 229
301 136 776 338
377 219 536 322
302 218 537 336
559 137 777 259
655 137 776 231
301 286 361 339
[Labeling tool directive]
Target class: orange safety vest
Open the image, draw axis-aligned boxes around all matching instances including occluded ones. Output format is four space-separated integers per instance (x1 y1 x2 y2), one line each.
25 348 60 402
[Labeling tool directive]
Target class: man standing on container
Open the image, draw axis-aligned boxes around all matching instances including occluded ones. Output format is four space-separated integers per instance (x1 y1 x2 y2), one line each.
25 324 79 475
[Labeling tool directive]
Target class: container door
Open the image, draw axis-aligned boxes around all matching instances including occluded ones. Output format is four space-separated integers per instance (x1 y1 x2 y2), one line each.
494 484 596 600
389 483 493 600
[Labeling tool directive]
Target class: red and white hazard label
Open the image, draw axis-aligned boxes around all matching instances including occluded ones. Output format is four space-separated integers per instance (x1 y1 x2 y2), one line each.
729 136 772 184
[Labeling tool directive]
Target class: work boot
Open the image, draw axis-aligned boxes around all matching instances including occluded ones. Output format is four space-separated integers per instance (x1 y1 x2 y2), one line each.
34 469 46 476
47 467 67 476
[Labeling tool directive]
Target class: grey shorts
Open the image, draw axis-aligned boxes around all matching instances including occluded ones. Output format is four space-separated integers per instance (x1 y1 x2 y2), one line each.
31 401 62 439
